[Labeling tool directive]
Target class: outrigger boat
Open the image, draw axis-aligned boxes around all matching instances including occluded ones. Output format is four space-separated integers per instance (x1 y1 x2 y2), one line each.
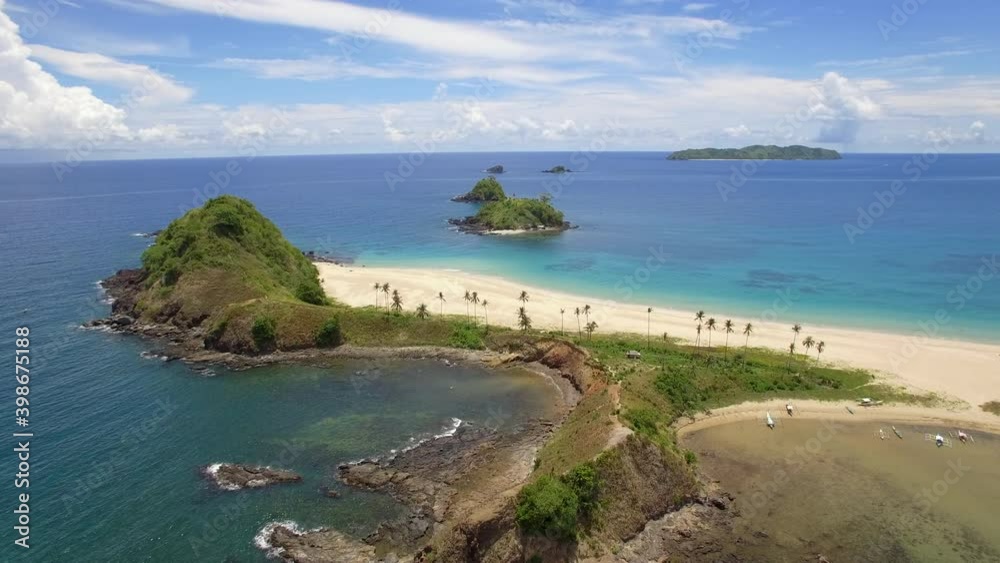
892 426 903 439
949 430 975 444
857 398 884 407
766 411 776 430
845 406 855 415
926 433 953 448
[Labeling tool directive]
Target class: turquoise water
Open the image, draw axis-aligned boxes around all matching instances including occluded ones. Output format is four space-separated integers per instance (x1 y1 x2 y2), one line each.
1 151 998 560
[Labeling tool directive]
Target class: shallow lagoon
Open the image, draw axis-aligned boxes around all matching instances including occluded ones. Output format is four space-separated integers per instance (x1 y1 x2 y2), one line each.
684 418 1000 562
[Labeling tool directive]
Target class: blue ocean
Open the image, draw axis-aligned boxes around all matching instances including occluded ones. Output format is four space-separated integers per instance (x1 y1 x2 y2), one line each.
1 151 998 560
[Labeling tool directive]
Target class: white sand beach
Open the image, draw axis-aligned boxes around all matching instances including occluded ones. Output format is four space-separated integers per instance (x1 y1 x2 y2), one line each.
316 263 1000 417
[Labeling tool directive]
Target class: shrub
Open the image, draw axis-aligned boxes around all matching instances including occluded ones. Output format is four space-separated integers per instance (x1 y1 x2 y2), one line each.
623 407 660 437
683 449 698 466
295 282 327 305
655 367 706 416
562 462 600 518
516 475 579 541
449 323 484 349
315 317 342 347
251 315 277 350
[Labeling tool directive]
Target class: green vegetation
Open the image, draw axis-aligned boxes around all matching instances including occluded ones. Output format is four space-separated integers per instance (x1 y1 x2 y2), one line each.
982 401 1000 416
516 475 579 540
667 144 842 160
472 196 566 230
251 315 277 350
516 461 600 540
315 317 342 347
453 176 507 202
141 195 322 298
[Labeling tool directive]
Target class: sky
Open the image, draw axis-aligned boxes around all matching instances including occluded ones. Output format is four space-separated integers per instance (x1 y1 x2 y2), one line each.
1 0 998 160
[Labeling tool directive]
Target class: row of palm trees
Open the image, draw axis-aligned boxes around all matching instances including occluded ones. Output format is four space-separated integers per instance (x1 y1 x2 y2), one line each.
376 284 829 361
790 323 826 360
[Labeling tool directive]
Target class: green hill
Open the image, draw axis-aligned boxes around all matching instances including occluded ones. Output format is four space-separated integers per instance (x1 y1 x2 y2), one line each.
452 176 507 202
118 195 338 353
473 197 566 230
450 177 570 233
667 144 841 160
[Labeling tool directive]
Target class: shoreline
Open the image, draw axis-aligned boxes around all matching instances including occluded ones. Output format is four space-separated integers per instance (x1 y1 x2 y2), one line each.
674 399 1000 438
316 263 1000 413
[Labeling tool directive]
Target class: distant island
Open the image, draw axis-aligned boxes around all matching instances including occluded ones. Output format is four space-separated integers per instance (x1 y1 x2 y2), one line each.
449 178 572 234
667 145 842 160
451 176 506 202
542 165 571 173
485 164 504 174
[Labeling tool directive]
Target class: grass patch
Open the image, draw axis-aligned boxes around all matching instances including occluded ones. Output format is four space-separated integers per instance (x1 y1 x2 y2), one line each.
982 401 1000 416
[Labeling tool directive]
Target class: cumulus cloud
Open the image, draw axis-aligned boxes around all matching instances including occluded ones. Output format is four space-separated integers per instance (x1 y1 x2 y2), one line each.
0 1 128 146
723 124 751 137
810 72 880 143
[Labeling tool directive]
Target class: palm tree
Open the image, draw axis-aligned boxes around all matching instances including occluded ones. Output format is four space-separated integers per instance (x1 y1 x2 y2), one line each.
437 291 446 315
560 308 565 335
817 341 826 362
694 310 705 346
583 304 591 324
803 336 815 356
415 303 429 319
463 290 471 320
705 317 717 347
787 342 796 371
574 307 582 337
585 321 598 341
471 291 480 323
373 282 381 308
382 283 391 312
390 289 403 314
742 322 754 365
517 306 531 332
646 307 653 349
723 319 735 357
519 291 529 306
481 300 489 331
792 324 802 347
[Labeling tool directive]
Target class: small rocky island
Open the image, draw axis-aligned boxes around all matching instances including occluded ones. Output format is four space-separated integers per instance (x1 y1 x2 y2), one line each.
485 164 504 174
204 463 302 490
667 144 842 160
449 177 572 234
450 176 506 202
542 165 571 173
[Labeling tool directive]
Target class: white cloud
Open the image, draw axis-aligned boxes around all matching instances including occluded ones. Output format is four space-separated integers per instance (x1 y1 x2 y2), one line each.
682 3 714 12
723 124 751 137
810 72 880 143
28 44 193 105
0 1 129 147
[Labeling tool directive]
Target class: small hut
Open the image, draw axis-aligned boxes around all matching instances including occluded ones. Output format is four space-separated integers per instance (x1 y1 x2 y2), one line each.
626 350 642 360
